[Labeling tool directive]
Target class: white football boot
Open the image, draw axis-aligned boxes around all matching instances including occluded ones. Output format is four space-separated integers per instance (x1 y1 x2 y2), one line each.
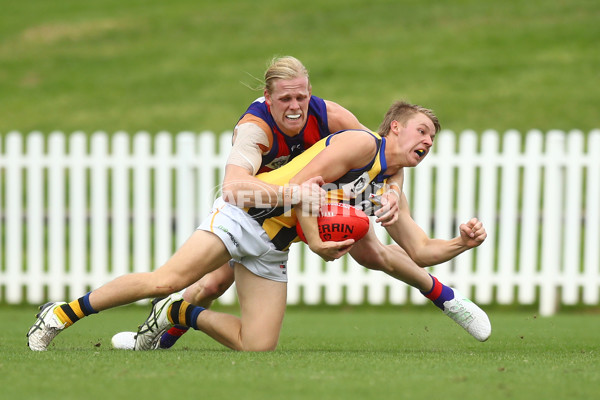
111 331 136 350
134 293 181 350
27 302 68 351
442 290 492 342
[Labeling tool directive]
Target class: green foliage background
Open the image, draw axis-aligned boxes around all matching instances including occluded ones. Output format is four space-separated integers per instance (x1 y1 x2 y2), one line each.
1 0 598 135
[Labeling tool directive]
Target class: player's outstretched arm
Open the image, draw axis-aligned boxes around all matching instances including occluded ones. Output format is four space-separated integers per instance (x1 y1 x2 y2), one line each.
385 193 487 267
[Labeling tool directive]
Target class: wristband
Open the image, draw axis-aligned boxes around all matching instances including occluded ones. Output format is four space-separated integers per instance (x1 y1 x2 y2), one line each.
278 184 300 206
386 185 401 199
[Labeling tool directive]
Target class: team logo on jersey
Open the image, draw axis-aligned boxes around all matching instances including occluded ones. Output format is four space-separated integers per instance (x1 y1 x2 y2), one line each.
289 144 302 155
341 172 370 198
266 155 290 170
343 182 386 216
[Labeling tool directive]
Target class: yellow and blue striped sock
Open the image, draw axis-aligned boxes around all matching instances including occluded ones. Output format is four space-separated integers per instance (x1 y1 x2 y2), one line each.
54 292 98 327
167 299 205 330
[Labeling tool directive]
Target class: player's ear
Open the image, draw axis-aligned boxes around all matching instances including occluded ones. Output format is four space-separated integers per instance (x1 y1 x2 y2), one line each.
390 120 400 135
264 89 271 105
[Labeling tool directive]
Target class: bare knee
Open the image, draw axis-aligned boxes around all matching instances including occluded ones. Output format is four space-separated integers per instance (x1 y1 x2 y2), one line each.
184 274 232 306
224 335 278 352
240 337 279 352
353 240 420 274
201 277 231 301
184 279 224 305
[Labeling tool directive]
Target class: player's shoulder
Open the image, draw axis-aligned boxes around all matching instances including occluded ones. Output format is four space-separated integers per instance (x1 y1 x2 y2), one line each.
329 129 380 145
323 99 347 115
323 100 364 132
325 130 379 165
235 117 274 151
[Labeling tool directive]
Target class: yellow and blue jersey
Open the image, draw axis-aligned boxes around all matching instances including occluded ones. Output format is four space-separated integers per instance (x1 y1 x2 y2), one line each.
246 130 391 250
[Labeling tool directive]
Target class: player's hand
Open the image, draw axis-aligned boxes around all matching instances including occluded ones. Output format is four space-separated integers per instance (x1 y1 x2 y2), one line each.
297 176 326 216
375 190 400 226
459 218 487 248
309 238 355 262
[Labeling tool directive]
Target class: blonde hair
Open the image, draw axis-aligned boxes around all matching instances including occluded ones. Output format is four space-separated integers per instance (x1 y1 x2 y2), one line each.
263 56 311 94
377 101 440 137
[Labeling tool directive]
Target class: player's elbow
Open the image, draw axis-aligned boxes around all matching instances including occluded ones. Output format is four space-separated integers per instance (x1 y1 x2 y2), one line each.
410 255 430 268
401 246 430 268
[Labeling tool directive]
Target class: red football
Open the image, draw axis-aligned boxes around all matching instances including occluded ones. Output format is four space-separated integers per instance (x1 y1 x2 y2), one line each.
296 203 370 243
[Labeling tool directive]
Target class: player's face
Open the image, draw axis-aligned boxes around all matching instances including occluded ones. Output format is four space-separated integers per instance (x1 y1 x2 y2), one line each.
265 76 311 136
393 113 436 166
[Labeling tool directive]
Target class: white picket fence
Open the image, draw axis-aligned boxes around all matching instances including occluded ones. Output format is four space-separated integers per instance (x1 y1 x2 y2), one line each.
0 129 599 316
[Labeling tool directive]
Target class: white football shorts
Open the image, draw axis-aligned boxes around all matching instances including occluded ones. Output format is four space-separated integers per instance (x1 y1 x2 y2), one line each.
197 197 289 282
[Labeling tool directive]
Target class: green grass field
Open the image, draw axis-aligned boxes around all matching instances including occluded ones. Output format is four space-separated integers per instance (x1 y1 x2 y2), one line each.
1 0 598 134
2 305 598 400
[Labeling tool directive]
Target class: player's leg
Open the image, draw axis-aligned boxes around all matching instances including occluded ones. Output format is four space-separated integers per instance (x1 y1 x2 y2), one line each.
134 198 289 351
158 264 236 348
90 230 230 309
27 230 232 351
349 227 432 289
136 262 286 351
349 228 491 341
194 262 286 351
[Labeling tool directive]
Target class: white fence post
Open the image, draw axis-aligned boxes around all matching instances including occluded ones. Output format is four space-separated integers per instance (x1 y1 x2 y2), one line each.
153 132 174 269
518 131 543 305
1 130 599 314
132 132 152 275
90 132 109 288
111 132 130 278
68 132 87 297
496 130 520 304
476 130 500 304
47 132 67 300
25 133 45 303
583 130 600 305
562 131 585 305
175 132 196 248
454 131 478 295
539 131 564 316
5 132 24 303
